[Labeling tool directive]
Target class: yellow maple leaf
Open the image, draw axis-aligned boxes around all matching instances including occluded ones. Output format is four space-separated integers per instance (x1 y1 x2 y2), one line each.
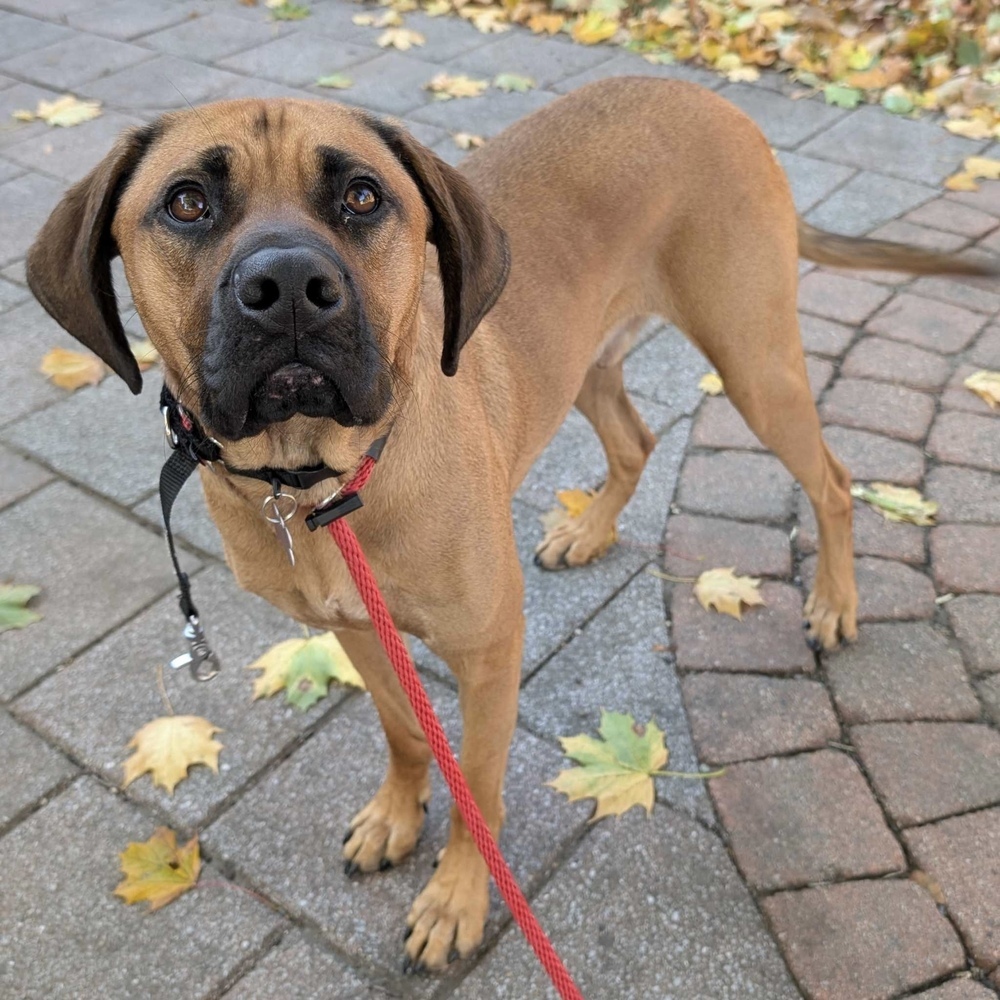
378 27 425 49
39 347 107 390
246 631 365 710
945 119 996 140
130 338 160 372
453 131 485 150
945 172 980 192
13 95 102 128
850 482 938 526
698 371 724 395
964 370 1000 410
945 155 1000 191
122 716 223 795
352 12 376 24
548 710 668 820
424 72 489 100
538 488 617 547
374 8 403 26
462 6 509 33
571 11 618 45
114 828 200 911
423 0 452 15
693 567 764 620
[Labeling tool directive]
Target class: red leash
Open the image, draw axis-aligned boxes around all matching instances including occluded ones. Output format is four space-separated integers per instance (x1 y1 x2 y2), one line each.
327 456 584 1000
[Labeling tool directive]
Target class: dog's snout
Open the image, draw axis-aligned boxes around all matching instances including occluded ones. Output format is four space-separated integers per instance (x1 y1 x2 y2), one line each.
232 246 343 322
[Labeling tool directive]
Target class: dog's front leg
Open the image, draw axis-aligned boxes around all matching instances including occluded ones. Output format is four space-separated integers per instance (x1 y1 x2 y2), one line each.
338 626 432 873
403 616 524 972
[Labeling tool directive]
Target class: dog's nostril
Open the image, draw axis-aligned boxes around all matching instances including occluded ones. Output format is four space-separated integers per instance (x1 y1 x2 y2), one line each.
238 276 280 311
306 276 339 309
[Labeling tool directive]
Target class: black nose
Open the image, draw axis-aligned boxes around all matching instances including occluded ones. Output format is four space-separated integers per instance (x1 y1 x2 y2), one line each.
232 246 343 324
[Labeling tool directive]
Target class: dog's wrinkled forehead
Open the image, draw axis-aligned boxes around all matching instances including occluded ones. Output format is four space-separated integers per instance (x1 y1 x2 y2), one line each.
112 99 426 240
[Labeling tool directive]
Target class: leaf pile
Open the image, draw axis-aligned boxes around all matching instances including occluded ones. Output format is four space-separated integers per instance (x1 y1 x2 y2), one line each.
401 0 1000 136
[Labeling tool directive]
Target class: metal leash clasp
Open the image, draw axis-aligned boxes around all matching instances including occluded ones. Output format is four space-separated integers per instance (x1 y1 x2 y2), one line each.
169 614 221 681
263 482 298 566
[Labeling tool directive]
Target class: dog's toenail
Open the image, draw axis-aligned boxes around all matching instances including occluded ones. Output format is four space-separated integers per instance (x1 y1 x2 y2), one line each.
344 861 360 877
402 958 413 974
422 801 429 814
342 828 353 845
802 620 811 630
379 858 393 871
448 948 460 964
404 926 413 942
805 636 821 652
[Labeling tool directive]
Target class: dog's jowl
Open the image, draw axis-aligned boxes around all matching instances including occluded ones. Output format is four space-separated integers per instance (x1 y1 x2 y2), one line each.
27 78 997 971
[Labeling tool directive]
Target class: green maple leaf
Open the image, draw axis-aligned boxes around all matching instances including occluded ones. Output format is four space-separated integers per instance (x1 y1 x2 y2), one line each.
316 73 352 89
247 632 365 711
824 84 863 109
548 710 718 821
493 73 536 93
0 584 42 634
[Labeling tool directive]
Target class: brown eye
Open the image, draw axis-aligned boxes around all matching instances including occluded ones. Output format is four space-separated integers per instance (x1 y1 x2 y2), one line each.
344 180 379 216
168 186 209 223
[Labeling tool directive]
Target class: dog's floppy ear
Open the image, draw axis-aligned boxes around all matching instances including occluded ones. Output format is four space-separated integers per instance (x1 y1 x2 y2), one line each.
370 119 510 376
26 125 159 395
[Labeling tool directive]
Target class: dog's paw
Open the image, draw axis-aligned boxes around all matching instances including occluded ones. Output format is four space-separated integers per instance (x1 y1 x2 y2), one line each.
804 587 858 651
342 779 428 874
534 517 615 571
402 852 488 972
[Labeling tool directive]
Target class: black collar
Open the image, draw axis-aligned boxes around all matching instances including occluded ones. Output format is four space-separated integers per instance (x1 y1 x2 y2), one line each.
159 383 346 492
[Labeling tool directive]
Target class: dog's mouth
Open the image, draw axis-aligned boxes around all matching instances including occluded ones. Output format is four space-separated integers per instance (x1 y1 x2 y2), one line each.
240 361 356 435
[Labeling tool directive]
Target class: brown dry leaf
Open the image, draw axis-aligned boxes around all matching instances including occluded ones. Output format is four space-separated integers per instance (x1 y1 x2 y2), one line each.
39 347 107 390
850 482 938 526
122 716 224 795
13 95 102 128
424 72 489 100
114 828 200 912
963 369 1000 410
453 131 485 150
694 567 764 620
527 12 564 34
698 371 724 395
378 27 425 49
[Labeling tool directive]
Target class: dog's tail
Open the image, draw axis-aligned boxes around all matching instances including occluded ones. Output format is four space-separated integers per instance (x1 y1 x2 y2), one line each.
797 219 999 277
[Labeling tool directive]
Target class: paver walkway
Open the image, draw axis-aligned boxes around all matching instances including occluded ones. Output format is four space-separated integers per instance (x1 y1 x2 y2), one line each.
1 2 999 998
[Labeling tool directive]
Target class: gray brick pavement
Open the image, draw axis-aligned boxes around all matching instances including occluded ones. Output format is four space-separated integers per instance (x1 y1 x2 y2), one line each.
2 2 999 997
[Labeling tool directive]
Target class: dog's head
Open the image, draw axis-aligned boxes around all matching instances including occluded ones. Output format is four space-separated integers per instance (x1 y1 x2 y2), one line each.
27 100 509 447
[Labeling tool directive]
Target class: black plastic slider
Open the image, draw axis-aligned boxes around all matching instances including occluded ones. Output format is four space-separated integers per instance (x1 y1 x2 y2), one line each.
305 491 364 531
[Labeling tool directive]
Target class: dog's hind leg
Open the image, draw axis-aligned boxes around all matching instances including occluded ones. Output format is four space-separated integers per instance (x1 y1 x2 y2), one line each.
534 318 657 570
339 626 432 873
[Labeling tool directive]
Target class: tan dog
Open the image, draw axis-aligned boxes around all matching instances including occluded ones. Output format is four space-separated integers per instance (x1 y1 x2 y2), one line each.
27 78 994 972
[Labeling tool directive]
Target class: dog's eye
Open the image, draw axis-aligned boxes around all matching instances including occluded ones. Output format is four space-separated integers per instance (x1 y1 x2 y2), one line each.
343 181 379 216
168 186 209 223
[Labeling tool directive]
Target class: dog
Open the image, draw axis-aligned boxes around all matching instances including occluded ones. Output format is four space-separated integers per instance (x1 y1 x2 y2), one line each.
27 77 995 971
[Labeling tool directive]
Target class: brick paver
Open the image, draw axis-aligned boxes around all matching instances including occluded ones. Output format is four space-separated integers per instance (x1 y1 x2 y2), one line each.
2 3 999 996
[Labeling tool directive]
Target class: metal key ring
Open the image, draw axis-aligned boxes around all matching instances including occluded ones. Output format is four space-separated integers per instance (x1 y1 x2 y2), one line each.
262 491 298 524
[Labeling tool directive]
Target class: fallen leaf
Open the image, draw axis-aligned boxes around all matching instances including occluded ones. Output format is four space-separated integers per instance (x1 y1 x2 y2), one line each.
850 482 938 526
423 0 451 15
352 12 376 24
963 370 1000 410
463 7 510 33
247 631 365 710
316 72 353 89
373 8 403 27
0 584 42 634
122 716 224 795
570 11 618 45
945 156 1000 192
698 371 724 395
114 828 200 911
13 95 102 128
130 338 160 372
693 567 765 620
267 0 310 19
493 72 535 93
39 347 107 390
824 84 863 109
378 27 425 49
945 118 995 139
424 72 489 100
527 12 564 34
548 710 668 820
945 172 980 192
453 131 485 150
538 488 617 547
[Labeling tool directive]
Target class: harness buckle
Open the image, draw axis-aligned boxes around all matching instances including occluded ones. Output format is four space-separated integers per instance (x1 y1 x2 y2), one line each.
169 615 221 681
